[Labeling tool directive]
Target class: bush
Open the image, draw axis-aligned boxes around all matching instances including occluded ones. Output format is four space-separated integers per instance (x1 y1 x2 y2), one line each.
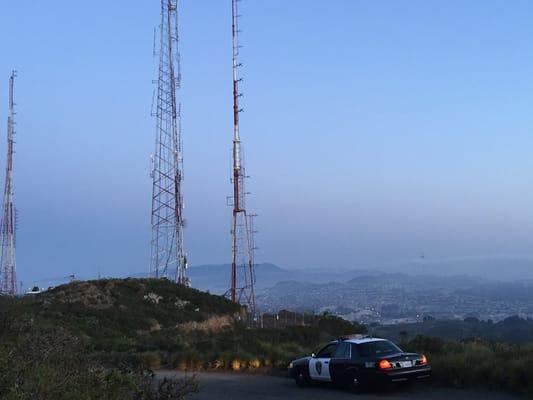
405 336 533 396
0 321 197 400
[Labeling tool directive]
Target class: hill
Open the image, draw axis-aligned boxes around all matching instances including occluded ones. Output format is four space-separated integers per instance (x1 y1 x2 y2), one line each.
127 264 533 324
39 278 242 351
132 263 381 294
257 272 533 322
2 278 243 366
372 316 533 344
0 278 222 399
395 256 533 281
186 263 287 292
1 278 365 370
1 278 532 397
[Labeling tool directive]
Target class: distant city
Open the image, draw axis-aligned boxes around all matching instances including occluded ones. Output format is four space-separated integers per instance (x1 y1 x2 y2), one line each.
181 262 533 325
22 259 533 325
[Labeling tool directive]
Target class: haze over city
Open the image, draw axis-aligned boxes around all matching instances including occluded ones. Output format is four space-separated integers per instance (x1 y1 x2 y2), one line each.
2 0 533 285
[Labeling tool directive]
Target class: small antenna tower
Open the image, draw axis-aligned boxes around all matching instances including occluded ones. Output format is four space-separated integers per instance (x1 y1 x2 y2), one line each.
0 71 17 296
150 0 189 285
228 0 257 313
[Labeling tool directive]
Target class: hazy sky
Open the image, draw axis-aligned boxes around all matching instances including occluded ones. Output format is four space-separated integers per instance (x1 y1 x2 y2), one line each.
2 1 533 286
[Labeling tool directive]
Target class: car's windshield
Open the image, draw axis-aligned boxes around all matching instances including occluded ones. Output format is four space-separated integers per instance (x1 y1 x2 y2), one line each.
315 343 337 358
356 340 402 357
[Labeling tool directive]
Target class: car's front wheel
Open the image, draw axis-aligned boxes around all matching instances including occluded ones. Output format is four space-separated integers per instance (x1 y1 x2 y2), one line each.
295 370 311 388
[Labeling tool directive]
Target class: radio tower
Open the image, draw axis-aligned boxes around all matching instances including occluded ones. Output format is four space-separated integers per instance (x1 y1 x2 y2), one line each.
0 71 17 296
150 0 189 285
229 0 257 313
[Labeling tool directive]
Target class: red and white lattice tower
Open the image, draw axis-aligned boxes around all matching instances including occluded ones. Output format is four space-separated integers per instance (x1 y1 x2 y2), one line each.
150 0 189 285
228 0 257 314
0 71 17 296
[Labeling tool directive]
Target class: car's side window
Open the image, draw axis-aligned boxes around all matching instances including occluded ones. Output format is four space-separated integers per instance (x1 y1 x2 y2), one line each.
316 343 337 358
332 342 351 359
349 343 358 359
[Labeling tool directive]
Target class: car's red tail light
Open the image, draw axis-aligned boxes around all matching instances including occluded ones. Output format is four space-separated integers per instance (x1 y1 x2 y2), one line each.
421 354 427 365
378 359 392 369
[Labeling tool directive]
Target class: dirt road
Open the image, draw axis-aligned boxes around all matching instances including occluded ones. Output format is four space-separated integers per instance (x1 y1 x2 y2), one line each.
163 372 518 400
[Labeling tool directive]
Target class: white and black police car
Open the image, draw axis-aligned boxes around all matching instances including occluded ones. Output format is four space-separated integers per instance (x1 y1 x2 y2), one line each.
288 336 431 392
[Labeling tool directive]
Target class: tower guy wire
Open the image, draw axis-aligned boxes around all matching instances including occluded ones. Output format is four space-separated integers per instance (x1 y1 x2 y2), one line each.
150 0 189 286
0 71 17 296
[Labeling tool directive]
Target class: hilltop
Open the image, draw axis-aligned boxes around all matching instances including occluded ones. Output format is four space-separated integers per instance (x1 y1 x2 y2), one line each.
4 278 242 361
1 278 365 370
0 278 230 399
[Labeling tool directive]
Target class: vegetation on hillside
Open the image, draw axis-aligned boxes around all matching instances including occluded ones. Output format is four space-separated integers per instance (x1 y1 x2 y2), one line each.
172 313 367 371
2 278 531 398
0 279 366 382
0 297 198 399
373 315 533 343
0 278 240 399
405 335 533 397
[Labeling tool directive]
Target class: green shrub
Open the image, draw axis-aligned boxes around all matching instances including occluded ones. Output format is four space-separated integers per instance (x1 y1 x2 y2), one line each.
406 336 533 396
0 323 197 400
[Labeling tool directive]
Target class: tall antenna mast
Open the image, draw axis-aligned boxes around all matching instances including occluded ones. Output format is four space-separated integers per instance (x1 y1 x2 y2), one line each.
150 0 189 286
229 0 257 313
0 71 17 296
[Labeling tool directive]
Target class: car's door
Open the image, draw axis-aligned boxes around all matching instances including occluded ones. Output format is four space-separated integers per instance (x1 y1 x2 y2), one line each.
309 343 337 382
329 341 352 384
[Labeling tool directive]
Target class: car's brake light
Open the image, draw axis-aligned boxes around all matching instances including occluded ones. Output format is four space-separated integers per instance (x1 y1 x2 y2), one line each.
378 359 392 370
421 354 427 365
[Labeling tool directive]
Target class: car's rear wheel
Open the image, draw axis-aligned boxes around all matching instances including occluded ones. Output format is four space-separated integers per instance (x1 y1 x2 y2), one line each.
349 374 368 394
295 370 311 388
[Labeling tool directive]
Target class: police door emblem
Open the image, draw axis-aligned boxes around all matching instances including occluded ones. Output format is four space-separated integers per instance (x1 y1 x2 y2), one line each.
315 361 322 374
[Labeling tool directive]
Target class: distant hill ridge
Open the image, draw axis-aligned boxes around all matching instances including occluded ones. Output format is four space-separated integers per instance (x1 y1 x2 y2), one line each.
141 256 533 292
139 263 382 294
125 261 533 320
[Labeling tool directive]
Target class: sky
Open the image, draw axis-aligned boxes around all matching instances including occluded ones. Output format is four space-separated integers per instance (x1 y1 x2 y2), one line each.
2 0 533 287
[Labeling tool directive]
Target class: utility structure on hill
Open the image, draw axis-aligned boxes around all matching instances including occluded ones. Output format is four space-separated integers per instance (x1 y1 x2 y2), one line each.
150 0 189 286
0 71 17 296
228 0 258 314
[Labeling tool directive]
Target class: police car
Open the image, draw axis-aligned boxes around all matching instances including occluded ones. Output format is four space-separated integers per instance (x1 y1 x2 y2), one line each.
288 336 431 392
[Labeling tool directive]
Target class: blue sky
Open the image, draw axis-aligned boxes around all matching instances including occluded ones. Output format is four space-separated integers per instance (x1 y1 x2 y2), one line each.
2 1 533 287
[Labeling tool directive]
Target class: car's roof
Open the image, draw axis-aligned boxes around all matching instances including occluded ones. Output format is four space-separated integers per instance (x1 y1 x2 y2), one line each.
345 337 388 345
330 337 388 345
324 336 394 347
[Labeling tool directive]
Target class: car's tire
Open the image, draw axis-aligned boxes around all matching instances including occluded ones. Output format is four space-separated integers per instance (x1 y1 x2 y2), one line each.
295 370 311 388
348 374 368 394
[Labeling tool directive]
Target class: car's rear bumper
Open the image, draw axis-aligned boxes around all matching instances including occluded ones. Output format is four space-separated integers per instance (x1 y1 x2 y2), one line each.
386 366 432 382
366 366 432 384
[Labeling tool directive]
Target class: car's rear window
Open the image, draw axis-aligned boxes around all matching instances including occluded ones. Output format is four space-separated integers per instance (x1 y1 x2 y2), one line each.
356 340 402 357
